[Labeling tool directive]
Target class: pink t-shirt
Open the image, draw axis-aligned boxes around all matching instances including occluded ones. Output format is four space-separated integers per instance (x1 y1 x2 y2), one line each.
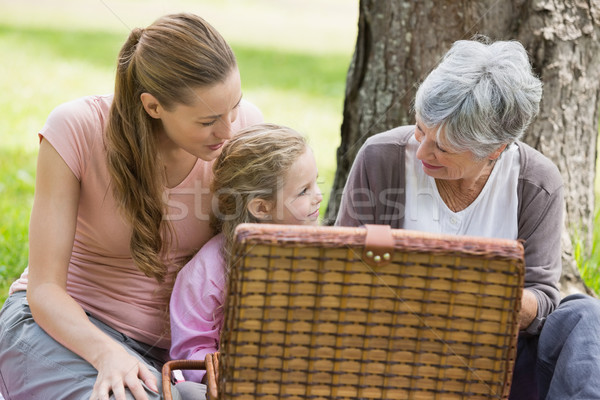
169 233 226 382
11 95 262 349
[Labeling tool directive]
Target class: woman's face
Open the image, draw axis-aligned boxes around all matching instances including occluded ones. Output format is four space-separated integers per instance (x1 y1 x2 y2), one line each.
414 118 490 182
269 148 323 226
152 67 243 161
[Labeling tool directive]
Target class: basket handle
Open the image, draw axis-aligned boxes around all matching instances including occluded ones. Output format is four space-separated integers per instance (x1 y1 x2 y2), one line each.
162 359 206 400
362 224 395 267
205 352 220 399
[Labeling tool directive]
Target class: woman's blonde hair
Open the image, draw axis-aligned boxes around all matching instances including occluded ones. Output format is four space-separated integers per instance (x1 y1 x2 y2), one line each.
105 13 237 281
210 123 308 268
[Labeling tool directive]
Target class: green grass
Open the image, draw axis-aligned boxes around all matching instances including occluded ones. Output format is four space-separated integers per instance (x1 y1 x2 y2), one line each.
0 150 36 299
574 208 600 294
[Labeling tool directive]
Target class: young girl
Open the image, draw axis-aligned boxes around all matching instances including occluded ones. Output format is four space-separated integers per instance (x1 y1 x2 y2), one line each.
169 123 323 384
0 13 262 399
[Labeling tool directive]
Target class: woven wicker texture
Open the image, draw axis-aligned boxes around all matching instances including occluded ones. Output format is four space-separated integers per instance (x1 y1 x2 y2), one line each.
219 224 524 400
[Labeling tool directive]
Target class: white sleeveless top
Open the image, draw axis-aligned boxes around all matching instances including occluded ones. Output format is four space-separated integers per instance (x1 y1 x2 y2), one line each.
404 135 520 240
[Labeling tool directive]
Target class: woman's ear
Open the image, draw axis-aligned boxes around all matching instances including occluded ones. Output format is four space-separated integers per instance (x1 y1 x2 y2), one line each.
140 92 163 119
247 198 274 222
489 143 508 161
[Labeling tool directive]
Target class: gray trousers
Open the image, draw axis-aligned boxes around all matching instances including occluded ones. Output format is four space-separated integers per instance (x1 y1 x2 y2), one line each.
0 291 205 400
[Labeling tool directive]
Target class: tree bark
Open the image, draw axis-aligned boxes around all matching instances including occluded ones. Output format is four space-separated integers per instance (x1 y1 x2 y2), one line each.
326 0 600 296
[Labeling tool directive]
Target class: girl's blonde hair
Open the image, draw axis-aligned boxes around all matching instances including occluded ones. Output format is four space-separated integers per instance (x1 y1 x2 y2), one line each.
210 123 308 268
105 13 237 281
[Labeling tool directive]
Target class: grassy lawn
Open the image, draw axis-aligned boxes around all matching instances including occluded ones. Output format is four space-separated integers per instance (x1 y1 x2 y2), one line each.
575 210 600 294
0 150 36 298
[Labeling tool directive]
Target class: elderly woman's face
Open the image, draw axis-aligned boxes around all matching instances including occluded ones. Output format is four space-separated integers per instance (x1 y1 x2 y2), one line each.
414 120 490 182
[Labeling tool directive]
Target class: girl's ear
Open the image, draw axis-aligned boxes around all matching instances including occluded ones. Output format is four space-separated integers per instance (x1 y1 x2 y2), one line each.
140 92 163 119
247 198 274 222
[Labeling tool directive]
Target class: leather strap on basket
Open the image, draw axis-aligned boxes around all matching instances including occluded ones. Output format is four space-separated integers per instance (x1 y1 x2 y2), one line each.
362 224 395 267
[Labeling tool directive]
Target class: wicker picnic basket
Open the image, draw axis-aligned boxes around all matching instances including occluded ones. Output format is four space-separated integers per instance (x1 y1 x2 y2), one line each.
211 223 524 400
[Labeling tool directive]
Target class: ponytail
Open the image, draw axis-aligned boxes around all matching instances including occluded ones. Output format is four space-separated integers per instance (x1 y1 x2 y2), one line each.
105 14 237 281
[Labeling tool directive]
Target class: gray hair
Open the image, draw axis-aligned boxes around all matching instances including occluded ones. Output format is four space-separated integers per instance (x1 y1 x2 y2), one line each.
414 39 542 158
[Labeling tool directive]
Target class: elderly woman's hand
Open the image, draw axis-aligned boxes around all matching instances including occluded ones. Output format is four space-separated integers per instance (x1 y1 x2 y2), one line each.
519 289 539 329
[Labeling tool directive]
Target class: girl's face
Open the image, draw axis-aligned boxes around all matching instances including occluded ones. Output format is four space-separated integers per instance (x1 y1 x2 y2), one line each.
414 118 490 182
269 148 323 225
153 67 243 161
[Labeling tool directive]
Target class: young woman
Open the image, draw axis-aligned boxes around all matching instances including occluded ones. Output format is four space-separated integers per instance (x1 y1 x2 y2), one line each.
169 123 323 384
0 13 262 400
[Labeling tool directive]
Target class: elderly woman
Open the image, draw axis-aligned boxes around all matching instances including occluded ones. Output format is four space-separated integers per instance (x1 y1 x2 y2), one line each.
336 38 600 399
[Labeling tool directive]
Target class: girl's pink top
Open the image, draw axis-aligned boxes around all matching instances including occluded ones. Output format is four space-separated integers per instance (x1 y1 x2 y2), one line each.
169 233 226 382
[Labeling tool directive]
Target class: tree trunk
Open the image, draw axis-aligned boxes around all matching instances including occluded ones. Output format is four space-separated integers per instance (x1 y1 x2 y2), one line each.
326 0 600 296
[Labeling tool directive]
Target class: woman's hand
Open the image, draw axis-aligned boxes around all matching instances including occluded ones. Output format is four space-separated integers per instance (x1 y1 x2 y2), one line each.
90 345 158 400
519 289 538 329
